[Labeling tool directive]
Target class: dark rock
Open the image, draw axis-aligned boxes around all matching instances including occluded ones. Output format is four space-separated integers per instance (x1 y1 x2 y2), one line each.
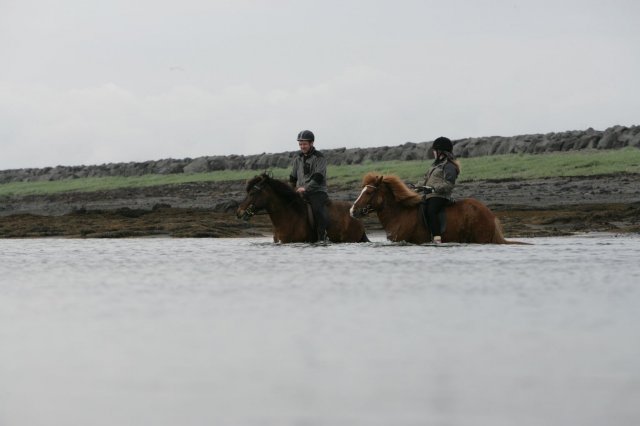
212 199 239 213
152 203 172 210
184 157 211 173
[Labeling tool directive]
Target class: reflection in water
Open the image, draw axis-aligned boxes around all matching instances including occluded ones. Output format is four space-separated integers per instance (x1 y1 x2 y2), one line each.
1 235 640 426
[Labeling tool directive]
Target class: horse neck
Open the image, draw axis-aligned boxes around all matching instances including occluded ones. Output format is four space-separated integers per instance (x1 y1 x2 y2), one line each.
376 189 421 238
264 191 306 229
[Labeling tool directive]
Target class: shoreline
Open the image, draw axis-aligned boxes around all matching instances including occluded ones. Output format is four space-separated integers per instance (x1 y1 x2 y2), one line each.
1 204 638 239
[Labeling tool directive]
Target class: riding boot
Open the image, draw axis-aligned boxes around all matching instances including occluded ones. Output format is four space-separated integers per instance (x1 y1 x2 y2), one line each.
317 228 328 242
316 214 329 242
317 208 329 242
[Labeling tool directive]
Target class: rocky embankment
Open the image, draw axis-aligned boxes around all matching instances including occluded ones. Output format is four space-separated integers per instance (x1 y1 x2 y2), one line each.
1 125 639 183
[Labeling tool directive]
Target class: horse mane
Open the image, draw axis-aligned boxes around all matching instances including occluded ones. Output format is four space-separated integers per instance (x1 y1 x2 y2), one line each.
362 172 423 207
246 173 306 213
245 174 266 192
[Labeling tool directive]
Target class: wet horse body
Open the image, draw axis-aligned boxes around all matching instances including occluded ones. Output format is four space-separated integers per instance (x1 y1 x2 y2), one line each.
350 173 516 244
237 173 369 243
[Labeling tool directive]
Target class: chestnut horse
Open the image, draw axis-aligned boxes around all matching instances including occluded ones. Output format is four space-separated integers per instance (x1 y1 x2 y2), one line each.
237 173 369 243
350 173 523 244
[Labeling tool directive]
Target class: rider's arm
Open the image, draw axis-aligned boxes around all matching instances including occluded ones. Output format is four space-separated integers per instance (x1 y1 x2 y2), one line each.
443 162 458 184
431 163 458 194
305 155 327 192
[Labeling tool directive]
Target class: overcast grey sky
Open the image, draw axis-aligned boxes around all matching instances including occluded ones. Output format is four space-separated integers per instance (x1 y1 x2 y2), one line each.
1 0 638 169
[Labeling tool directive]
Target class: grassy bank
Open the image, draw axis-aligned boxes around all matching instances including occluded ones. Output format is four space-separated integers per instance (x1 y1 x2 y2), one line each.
1 148 639 197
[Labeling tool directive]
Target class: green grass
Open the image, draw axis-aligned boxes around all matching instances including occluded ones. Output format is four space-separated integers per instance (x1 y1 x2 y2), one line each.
1 148 638 196
339 147 640 184
455 147 640 181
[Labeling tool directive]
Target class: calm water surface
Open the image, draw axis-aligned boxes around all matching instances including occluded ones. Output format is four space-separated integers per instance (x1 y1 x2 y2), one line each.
1 234 639 426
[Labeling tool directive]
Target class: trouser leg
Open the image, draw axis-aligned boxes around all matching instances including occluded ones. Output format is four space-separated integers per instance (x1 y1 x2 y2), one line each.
425 197 447 238
307 192 329 240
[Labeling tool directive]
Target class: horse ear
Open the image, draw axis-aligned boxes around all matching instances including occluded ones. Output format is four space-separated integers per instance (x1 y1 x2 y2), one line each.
377 176 384 185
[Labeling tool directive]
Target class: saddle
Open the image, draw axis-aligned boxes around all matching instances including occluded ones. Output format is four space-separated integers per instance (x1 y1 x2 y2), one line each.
419 199 454 235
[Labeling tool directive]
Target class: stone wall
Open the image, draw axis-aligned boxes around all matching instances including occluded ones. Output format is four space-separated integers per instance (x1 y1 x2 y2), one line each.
1 125 638 184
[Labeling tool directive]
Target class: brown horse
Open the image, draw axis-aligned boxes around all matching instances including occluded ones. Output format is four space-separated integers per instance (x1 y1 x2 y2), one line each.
350 173 524 244
237 173 369 243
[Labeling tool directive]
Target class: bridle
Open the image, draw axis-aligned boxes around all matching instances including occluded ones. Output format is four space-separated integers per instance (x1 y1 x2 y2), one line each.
241 183 263 219
353 184 379 216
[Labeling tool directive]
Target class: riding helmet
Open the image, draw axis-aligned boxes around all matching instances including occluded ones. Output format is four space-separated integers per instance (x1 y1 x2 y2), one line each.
432 136 453 153
297 130 315 142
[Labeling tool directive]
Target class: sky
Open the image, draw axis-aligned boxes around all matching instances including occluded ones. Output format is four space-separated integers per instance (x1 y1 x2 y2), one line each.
1 0 639 169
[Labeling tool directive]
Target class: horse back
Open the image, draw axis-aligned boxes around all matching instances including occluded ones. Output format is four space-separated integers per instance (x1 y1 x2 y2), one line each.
443 198 502 243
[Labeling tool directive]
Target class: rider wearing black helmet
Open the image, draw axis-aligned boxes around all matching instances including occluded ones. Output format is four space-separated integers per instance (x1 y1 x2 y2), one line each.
417 136 461 243
289 130 330 242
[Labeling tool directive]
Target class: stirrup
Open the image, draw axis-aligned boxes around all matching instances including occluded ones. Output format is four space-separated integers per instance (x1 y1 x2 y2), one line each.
432 236 442 244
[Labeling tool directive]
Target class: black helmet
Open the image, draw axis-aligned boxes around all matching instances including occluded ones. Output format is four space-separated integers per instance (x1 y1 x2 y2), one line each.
297 130 315 142
432 136 453 153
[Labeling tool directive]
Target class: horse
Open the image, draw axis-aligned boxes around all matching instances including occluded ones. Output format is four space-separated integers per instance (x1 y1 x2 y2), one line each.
237 173 370 243
350 173 525 244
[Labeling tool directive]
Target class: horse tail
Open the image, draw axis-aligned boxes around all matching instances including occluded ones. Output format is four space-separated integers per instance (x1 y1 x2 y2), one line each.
492 217 532 245
491 217 508 244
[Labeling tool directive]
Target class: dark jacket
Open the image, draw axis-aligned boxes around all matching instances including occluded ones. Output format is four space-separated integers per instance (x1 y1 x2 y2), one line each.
289 148 328 194
422 158 458 200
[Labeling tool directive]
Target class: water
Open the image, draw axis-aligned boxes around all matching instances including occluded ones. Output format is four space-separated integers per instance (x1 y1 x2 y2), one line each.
1 234 640 426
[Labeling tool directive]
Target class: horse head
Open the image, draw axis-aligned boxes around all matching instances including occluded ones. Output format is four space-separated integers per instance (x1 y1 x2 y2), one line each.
350 175 385 218
236 173 272 221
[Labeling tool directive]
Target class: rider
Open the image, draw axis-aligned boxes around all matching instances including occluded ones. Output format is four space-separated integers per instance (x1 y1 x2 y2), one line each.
289 130 330 242
418 136 461 243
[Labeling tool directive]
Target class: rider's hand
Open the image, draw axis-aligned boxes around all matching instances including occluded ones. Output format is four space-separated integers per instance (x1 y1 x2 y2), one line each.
296 187 306 193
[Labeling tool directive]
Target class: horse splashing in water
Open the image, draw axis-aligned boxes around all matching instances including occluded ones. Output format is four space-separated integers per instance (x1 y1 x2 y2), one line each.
237 173 369 243
350 173 525 244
